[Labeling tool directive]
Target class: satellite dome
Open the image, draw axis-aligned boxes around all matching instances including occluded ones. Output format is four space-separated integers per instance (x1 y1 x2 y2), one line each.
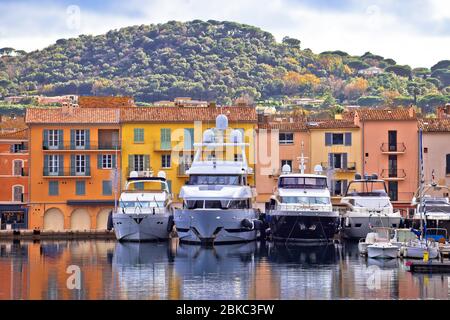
203 129 215 143
281 164 291 174
230 129 243 143
216 114 228 130
313 164 323 174
157 171 166 179
129 171 139 178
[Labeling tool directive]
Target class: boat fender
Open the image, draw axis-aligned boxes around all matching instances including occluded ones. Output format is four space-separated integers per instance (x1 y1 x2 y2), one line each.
107 211 113 231
241 218 254 230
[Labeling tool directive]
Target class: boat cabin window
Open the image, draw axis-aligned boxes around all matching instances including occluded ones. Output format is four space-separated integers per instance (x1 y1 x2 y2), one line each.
119 201 165 208
280 196 330 205
184 199 250 209
278 177 327 189
345 180 388 196
188 175 241 185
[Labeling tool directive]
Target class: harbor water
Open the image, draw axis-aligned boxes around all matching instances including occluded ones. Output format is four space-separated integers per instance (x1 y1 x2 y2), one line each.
0 240 449 300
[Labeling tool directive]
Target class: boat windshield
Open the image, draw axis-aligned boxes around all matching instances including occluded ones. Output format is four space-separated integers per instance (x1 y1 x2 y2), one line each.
281 196 330 205
188 175 241 185
278 177 327 189
352 198 391 208
345 180 388 196
120 201 165 208
184 199 250 209
424 205 450 213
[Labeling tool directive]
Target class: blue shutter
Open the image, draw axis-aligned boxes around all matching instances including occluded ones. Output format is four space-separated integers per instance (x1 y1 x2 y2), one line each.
103 181 112 195
325 133 332 146
112 154 117 168
44 155 49 175
49 181 58 196
85 155 90 176
70 155 75 176
58 130 64 150
184 128 194 150
342 180 348 196
97 154 102 169
344 132 352 146
43 130 49 149
70 130 75 149
342 153 348 170
76 181 85 195
167 180 172 193
59 155 64 176
85 129 90 150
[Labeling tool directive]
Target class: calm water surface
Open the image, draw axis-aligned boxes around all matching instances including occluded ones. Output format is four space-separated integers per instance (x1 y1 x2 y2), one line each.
0 240 449 300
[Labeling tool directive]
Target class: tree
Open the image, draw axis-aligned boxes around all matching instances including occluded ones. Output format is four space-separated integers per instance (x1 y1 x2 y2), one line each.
0 47 15 56
357 96 383 106
431 60 450 72
282 71 320 95
385 65 412 78
344 77 368 100
282 37 301 49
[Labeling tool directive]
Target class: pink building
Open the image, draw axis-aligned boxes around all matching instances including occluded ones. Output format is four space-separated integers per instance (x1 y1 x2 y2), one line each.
354 107 418 214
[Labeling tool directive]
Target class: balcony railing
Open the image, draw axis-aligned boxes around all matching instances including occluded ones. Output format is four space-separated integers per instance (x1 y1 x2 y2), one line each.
42 141 121 151
380 168 406 180
43 167 91 177
321 162 357 172
380 143 406 153
126 167 154 177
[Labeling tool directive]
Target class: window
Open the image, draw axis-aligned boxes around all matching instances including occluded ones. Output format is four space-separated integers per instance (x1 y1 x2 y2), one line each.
134 182 144 191
49 181 59 196
75 130 86 149
48 130 59 149
12 143 24 153
13 185 23 202
184 128 194 150
332 180 348 196
188 175 241 185
102 155 113 169
328 153 349 170
102 180 112 196
134 155 145 171
75 155 86 175
332 133 344 145
446 154 450 175
76 181 85 196
134 128 144 143
234 154 243 162
388 181 398 201
279 132 294 144
13 160 23 176
161 154 171 168
325 132 351 146
388 155 398 177
388 130 397 151
161 128 171 149
424 147 428 153
48 155 59 175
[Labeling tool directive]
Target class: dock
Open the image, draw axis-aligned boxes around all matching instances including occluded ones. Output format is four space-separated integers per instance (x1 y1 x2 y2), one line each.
407 261 450 273
0 229 116 241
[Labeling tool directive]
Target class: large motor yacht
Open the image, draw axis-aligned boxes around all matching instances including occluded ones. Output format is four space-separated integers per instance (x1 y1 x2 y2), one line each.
174 114 260 245
266 161 339 243
340 173 402 240
112 171 174 241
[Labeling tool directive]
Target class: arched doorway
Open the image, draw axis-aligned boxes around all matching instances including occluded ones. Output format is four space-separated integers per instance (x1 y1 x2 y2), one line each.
70 209 91 230
96 208 111 230
43 208 64 231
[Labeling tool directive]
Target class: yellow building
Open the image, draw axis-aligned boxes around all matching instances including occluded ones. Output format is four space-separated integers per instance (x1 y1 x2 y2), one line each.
119 106 257 203
308 119 361 204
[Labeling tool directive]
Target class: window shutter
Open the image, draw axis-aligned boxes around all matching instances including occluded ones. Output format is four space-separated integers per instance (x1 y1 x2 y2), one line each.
128 155 134 173
112 154 116 168
43 130 49 149
325 133 332 146
10 144 14 153
58 130 64 150
342 153 348 170
44 155 49 175
328 153 333 168
86 155 90 176
330 179 335 195
59 155 64 176
344 132 352 146
70 130 75 149
184 128 194 150
342 180 348 196
85 129 90 149
144 155 150 171
97 154 102 169
70 155 75 176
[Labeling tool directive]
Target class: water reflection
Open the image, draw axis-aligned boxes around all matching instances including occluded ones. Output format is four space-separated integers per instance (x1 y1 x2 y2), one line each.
1 240 450 300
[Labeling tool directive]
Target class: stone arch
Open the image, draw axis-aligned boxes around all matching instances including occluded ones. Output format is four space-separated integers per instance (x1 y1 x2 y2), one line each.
70 208 91 231
96 208 111 230
43 208 64 231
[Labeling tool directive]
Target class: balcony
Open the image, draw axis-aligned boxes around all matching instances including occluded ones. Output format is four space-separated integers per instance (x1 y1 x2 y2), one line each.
126 167 154 178
42 141 121 152
380 143 406 154
43 167 91 178
380 168 406 181
321 162 357 172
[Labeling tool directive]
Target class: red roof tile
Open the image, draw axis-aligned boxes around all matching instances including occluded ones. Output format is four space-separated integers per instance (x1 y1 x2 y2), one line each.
26 108 121 124
356 108 416 121
306 119 359 129
258 122 307 131
420 119 450 132
0 129 28 140
0 117 27 131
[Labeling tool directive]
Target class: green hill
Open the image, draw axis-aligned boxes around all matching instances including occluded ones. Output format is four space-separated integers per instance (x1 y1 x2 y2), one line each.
0 20 449 112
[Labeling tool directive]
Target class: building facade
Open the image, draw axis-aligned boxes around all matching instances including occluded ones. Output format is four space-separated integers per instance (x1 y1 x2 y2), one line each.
26 106 121 231
0 129 29 229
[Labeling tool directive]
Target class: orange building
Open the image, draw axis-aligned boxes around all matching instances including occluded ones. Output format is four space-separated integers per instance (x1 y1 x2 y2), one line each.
355 107 419 214
0 129 29 229
25 105 121 231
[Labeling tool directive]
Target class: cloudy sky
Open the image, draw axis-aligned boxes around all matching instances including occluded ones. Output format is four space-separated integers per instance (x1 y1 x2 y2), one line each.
0 0 449 68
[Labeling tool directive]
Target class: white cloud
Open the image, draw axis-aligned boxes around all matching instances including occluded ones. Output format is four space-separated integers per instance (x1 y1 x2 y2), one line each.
0 0 448 67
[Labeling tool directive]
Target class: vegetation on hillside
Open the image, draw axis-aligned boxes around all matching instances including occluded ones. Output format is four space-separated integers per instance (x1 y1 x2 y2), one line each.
0 20 449 112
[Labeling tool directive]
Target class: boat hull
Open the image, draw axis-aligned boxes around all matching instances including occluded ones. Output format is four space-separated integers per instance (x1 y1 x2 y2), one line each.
113 213 172 241
174 209 259 245
341 215 402 239
403 245 439 259
266 211 339 243
367 244 398 259
409 218 450 240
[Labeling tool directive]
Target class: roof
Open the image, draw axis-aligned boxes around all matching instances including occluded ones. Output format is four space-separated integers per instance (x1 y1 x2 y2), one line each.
306 119 359 129
258 121 307 131
120 106 257 123
0 129 27 140
356 108 416 121
25 108 121 124
0 117 27 131
78 96 134 108
420 119 450 132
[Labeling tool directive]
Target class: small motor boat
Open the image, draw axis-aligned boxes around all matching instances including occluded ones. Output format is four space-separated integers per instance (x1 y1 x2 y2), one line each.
367 242 399 259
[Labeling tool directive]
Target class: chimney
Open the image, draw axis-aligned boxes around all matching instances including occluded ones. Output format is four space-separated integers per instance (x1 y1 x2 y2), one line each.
408 106 415 118
334 113 343 120
61 102 74 115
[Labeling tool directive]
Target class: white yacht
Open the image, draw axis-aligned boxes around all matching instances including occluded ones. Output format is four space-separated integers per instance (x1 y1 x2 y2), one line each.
174 114 260 245
340 173 402 240
266 161 339 244
112 171 174 241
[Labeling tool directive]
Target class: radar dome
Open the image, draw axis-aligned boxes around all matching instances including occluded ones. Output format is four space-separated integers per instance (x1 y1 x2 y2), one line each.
281 164 291 174
129 171 139 178
157 171 167 179
203 129 215 143
230 129 243 143
216 114 228 130
313 164 323 174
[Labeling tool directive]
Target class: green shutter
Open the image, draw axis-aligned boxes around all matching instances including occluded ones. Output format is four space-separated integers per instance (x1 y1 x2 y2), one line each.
128 155 134 173
184 128 194 150
70 130 75 149
43 130 49 149
58 130 64 150
59 155 64 176
70 155 75 176
49 181 58 196
161 128 171 149
44 155 49 175
144 155 150 171
134 128 144 143
98 154 102 169
76 181 85 195
85 129 90 149
103 180 112 196
112 155 116 168
86 155 90 176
